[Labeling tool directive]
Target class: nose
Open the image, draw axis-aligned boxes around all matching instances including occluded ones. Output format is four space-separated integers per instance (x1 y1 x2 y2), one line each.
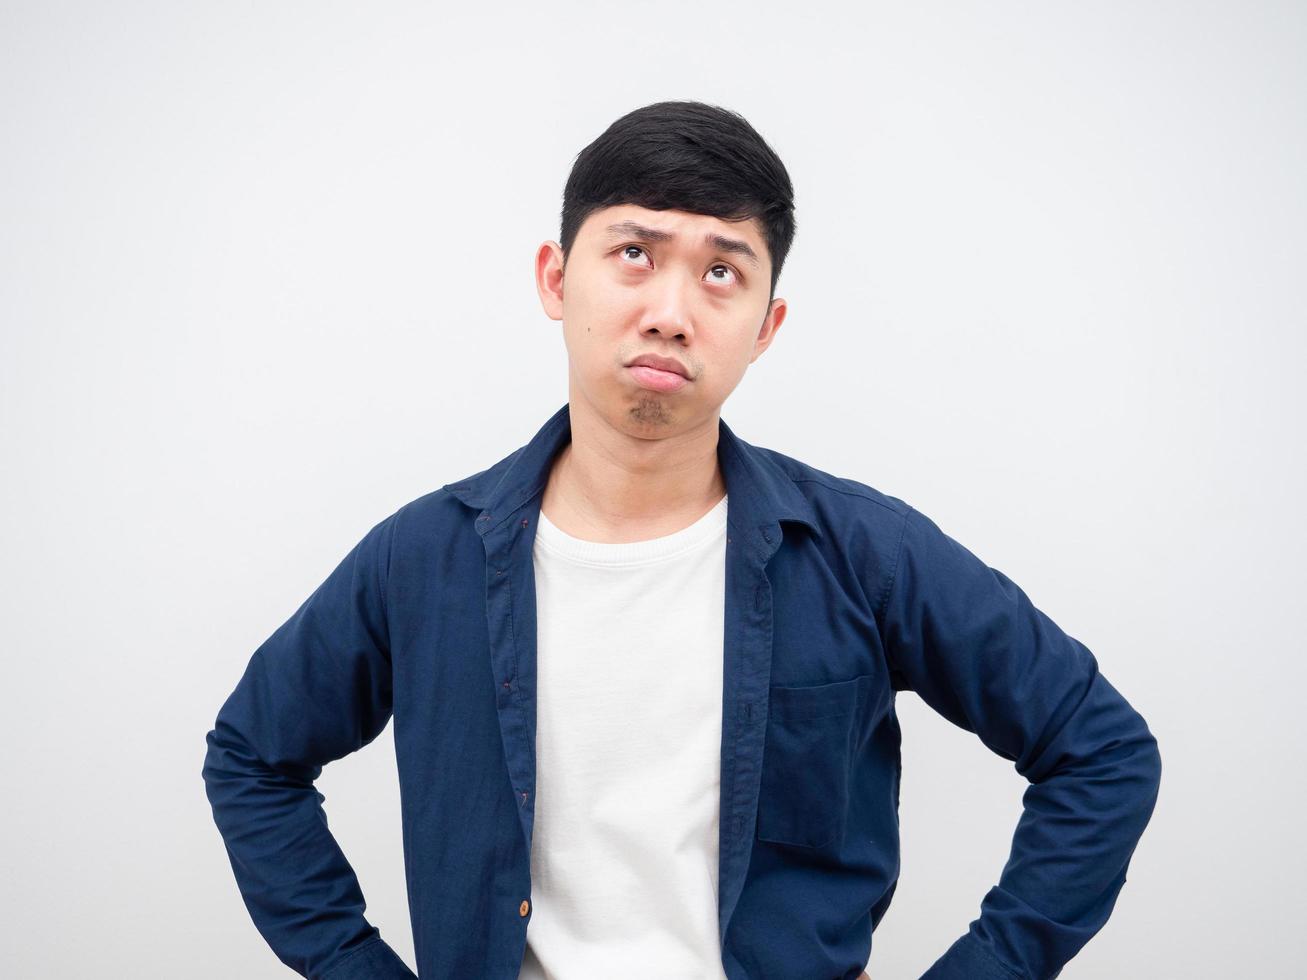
638 271 695 341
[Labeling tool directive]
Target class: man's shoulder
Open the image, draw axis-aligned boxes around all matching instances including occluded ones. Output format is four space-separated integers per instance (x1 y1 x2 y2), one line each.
388 445 525 525
749 441 915 591
752 442 912 528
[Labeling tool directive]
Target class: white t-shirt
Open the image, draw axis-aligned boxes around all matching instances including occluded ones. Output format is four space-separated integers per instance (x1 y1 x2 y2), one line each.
518 493 730 980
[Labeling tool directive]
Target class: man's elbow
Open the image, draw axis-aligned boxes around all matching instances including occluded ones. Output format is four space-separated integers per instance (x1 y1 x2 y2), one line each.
1093 676 1163 810
1136 727 1163 808
1111 721 1162 834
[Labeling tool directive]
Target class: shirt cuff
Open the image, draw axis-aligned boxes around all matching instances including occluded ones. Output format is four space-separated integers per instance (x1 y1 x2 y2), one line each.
920 932 1025 980
316 937 417 980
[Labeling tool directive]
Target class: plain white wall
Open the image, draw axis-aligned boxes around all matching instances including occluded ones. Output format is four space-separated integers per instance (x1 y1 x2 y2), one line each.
2 2 1303 977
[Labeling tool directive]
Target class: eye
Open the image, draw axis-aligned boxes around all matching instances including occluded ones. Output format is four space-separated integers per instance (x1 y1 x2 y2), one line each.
617 246 741 287
706 263 740 287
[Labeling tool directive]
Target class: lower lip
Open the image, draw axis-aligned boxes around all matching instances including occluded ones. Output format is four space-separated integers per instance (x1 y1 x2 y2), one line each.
627 364 689 392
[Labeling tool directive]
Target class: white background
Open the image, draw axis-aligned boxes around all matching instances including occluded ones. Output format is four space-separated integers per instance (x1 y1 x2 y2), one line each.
2 2 1303 977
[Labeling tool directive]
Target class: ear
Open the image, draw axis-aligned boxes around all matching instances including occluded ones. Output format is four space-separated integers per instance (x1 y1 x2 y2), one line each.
749 297 788 364
535 241 565 321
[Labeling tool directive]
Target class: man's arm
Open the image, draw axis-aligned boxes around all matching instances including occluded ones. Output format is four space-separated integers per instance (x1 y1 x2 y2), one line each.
201 510 417 980
878 506 1162 980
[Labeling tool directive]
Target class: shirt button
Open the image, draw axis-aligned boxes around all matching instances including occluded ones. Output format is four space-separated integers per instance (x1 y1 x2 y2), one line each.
519 899 530 916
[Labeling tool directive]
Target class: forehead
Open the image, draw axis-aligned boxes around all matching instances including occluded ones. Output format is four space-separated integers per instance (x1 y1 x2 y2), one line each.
582 204 764 245
579 204 767 269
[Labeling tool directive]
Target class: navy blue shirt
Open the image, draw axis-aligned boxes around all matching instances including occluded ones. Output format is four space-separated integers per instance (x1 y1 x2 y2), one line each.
203 401 1161 979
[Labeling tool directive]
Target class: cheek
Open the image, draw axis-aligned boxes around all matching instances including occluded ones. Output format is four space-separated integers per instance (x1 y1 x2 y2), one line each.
565 280 628 328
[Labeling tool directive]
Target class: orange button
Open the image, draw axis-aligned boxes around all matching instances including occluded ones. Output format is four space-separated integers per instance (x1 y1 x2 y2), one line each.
519 900 530 917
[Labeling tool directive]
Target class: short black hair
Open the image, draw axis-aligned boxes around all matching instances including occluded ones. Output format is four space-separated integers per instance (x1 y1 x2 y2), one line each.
559 100 797 302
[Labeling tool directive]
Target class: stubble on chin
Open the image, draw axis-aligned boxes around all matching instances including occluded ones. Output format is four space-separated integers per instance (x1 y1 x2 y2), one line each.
626 394 676 429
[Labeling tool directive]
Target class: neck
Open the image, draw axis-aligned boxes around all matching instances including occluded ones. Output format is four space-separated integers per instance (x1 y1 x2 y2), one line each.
540 395 727 543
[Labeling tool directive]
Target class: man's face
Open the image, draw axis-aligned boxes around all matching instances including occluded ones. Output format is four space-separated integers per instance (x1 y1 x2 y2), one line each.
535 204 787 437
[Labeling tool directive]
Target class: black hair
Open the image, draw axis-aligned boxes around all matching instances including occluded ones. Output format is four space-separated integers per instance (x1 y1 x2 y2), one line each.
559 100 797 302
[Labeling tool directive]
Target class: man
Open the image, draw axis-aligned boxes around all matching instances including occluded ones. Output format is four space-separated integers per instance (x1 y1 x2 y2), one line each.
203 101 1161 980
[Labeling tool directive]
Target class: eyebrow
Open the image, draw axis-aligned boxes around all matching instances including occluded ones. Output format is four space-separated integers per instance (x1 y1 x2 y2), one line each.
603 219 761 270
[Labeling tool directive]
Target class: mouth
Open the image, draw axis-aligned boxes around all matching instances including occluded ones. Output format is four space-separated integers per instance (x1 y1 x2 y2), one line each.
626 363 690 393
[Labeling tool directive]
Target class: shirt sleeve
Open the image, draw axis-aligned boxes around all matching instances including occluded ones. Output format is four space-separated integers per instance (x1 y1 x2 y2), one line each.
201 510 417 980
878 506 1162 980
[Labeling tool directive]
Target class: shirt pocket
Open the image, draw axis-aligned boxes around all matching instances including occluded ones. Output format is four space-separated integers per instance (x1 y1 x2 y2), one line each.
756 673 871 849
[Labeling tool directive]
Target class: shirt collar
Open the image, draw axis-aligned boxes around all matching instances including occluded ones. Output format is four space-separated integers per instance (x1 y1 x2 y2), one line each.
441 401 822 545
